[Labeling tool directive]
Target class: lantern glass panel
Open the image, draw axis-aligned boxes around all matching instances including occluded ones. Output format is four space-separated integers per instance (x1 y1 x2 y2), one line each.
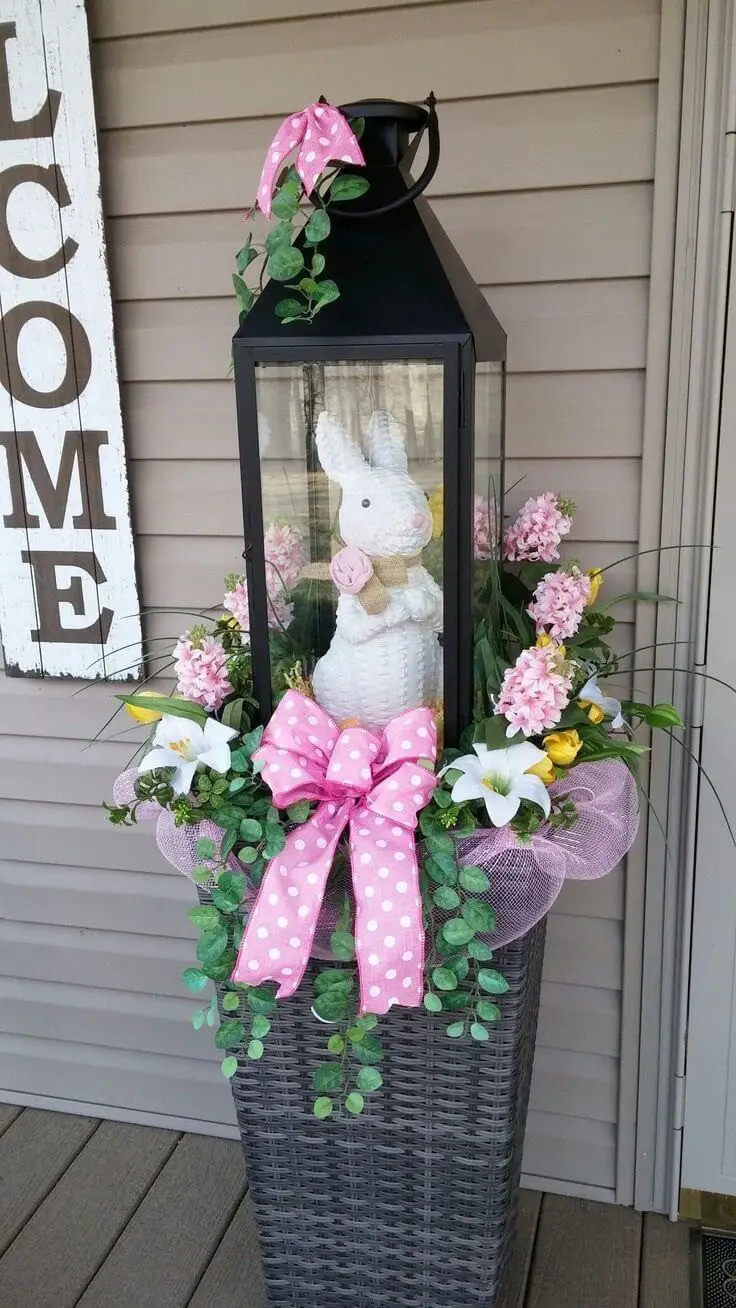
255 359 445 726
474 359 505 569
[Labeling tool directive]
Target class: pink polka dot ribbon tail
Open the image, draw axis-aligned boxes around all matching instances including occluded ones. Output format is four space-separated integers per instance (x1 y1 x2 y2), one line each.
231 691 438 1014
256 102 365 218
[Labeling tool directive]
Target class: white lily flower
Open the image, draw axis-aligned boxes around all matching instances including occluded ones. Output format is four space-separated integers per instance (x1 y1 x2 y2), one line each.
577 674 624 729
446 742 552 828
138 714 237 795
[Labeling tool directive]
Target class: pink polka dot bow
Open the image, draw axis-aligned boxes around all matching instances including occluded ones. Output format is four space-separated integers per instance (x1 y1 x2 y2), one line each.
256 102 365 218
231 691 438 1014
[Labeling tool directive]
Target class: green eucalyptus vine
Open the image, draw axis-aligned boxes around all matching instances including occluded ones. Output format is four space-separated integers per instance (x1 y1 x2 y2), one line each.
233 116 369 327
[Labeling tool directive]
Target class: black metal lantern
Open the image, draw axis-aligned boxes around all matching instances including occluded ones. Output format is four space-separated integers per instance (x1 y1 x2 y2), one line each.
233 97 506 746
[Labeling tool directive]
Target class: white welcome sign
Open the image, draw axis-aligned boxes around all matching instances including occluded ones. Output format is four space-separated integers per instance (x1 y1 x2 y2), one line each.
0 0 141 679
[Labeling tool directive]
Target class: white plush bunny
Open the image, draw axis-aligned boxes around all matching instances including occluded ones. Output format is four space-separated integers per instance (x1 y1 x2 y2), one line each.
310 409 443 729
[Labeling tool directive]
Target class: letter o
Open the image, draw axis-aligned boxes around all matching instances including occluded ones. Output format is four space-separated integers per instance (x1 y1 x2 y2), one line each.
0 300 91 408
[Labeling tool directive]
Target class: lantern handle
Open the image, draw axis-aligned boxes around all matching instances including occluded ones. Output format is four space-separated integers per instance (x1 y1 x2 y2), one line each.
331 92 440 220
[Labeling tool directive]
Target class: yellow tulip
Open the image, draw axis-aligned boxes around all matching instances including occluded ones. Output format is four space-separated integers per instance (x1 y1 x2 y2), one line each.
428 487 444 539
544 729 583 767
580 701 605 724
586 568 604 606
125 691 163 725
527 754 556 785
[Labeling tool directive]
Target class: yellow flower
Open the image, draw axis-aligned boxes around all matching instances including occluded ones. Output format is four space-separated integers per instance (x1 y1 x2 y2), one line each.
527 754 556 785
580 700 605 724
220 613 240 631
428 487 444 539
543 729 583 767
125 690 163 725
586 568 604 606
536 633 567 660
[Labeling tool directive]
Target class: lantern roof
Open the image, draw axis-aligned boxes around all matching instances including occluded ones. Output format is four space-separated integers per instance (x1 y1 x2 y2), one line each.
233 99 506 359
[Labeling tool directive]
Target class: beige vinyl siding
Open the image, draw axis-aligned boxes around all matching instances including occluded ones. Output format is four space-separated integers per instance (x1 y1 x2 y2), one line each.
0 0 662 1199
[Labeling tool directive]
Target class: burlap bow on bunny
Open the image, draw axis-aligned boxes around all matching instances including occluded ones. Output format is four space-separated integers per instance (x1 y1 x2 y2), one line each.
301 547 423 614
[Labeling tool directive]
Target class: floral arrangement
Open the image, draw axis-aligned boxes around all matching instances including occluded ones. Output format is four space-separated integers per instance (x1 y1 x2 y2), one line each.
232 102 369 327
106 486 681 1120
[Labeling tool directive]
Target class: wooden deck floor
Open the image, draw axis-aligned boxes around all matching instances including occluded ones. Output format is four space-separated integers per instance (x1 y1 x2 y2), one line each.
0 1104 692 1307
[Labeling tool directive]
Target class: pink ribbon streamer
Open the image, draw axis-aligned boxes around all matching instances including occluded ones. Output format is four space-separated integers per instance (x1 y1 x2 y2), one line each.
231 691 437 1013
256 101 365 218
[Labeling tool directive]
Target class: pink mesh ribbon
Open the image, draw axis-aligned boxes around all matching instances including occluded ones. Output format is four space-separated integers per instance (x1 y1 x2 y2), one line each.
231 691 437 1012
256 101 364 218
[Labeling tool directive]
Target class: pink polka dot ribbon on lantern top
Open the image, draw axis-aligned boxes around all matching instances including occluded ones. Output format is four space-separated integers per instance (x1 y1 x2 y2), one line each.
231 691 437 1015
256 102 365 219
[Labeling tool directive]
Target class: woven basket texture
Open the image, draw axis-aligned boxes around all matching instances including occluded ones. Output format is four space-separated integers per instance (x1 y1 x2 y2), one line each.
227 921 546 1308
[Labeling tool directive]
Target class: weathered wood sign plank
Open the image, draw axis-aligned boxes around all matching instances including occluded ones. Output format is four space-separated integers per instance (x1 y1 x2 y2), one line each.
0 0 141 678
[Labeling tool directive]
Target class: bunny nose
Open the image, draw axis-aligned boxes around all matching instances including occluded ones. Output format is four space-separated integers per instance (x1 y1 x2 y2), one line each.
411 511 427 529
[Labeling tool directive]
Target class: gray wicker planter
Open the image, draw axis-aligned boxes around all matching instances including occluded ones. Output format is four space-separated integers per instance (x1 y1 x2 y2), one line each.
227 920 546 1308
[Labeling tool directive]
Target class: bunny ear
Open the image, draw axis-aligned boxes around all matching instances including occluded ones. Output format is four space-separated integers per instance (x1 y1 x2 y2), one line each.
364 409 408 473
315 411 367 483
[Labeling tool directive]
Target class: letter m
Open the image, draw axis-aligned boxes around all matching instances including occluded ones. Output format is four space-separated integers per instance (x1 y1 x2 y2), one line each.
0 430 116 529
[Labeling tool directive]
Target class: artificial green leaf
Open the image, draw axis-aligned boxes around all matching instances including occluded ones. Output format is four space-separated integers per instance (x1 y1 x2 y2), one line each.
449 955 469 982
195 836 218 860
214 1019 245 1049
329 174 370 201
221 1056 238 1078
192 1010 205 1031
346 1026 364 1044
442 918 475 947
345 1091 365 1115
468 939 494 962
459 866 491 894
313 987 350 1022
348 115 365 139
246 986 277 1016
423 992 443 1013
462 899 496 933
311 252 326 276
222 991 240 1013
304 209 331 244
267 246 305 282
287 799 310 823
327 1033 345 1054
271 186 300 220
314 969 354 995
442 991 470 1011
230 748 249 773
220 828 238 860
446 1021 465 1038
116 691 206 725
232 273 254 314
426 857 458 887
477 999 501 1023
188 905 220 931
330 930 356 961
238 845 259 865
247 1039 265 1060
211 887 240 914
218 869 246 900
202 958 234 982
265 222 293 254
196 925 229 966
275 297 304 320
313 279 340 306
313 1063 343 1092
264 825 286 858
360 1014 378 1031
470 1021 489 1042
644 701 684 729
236 239 258 272
352 1043 383 1066
432 886 460 910
239 818 263 842
355 1067 383 1092
250 1015 271 1038
192 866 214 885
313 1096 333 1119
432 966 459 992
228 777 246 796
477 968 510 995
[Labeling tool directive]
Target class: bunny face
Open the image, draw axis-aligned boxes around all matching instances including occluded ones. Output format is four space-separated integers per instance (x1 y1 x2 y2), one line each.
315 409 433 559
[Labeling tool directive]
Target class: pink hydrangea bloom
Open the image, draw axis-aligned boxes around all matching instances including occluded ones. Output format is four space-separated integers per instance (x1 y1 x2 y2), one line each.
527 567 591 640
263 522 305 589
174 634 233 712
223 572 294 633
504 492 573 563
223 580 249 631
495 643 573 738
473 494 497 560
